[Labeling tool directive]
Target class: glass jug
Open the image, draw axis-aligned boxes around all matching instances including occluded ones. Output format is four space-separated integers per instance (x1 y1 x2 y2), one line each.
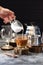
10 19 24 33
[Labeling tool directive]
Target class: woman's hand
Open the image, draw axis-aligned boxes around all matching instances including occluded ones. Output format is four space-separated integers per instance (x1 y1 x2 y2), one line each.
0 6 16 24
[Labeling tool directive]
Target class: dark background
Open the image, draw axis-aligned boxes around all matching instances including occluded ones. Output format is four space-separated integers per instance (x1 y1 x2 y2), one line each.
0 0 43 33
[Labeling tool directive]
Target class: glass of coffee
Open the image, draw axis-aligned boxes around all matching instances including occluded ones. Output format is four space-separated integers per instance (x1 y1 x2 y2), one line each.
15 34 28 48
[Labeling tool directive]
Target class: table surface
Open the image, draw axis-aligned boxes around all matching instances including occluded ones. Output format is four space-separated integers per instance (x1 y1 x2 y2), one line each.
0 39 43 65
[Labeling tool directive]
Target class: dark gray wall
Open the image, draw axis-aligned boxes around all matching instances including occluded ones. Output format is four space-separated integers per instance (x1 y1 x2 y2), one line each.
0 0 43 32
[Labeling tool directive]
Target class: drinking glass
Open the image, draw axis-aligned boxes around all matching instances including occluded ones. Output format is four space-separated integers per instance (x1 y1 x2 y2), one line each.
1 25 13 49
41 32 43 43
15 34 28 48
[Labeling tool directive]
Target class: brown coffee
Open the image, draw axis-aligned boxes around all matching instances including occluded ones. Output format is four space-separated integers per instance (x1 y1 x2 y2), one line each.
9 39 16 47
9 42 16 47
16 37 27 48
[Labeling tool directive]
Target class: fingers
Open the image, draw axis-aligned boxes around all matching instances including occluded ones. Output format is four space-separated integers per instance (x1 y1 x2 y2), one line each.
0 7 16 24
3 17 10 24
3 11 16 23
8 15 16 21
3 9 16 23
3 15 16 24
